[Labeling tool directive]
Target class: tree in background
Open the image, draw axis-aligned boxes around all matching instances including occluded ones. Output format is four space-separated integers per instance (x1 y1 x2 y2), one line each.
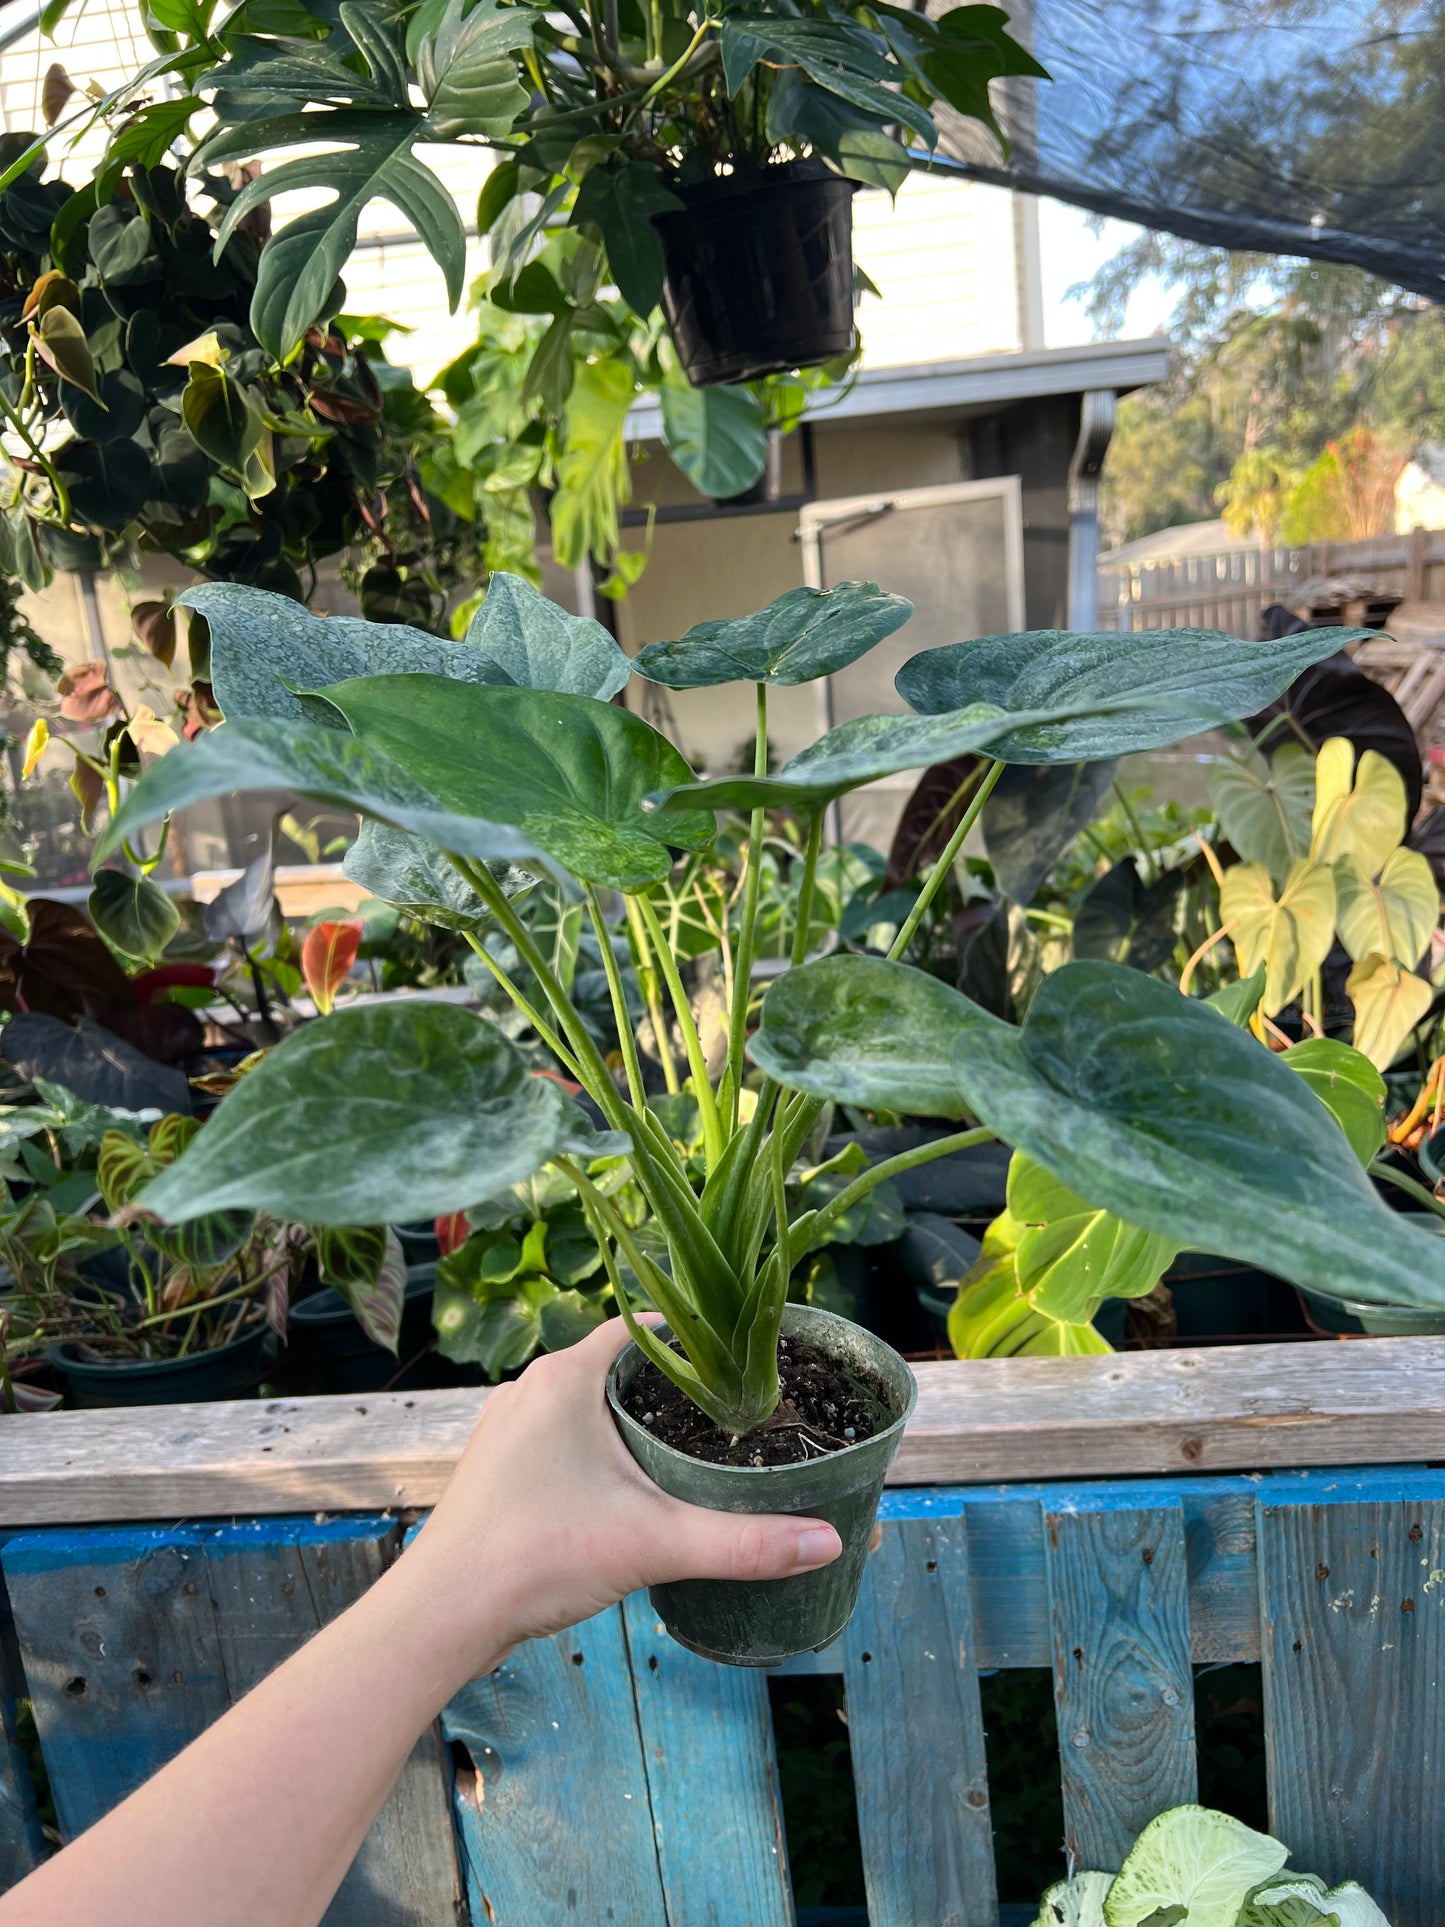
1086 237 1445 550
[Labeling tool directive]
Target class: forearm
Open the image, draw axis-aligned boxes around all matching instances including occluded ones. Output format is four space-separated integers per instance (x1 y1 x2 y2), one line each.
0 1542 501 1927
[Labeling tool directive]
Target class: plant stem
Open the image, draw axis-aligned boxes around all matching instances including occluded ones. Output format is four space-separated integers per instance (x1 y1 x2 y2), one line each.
585 883 647 1109
635 892 724 1170
625 893 681 1093
726 683 768 1133
887 760 1003 963
790 1125 996 1265
460 931 583 1081
790 809 824 969
1370 1159 1445 1221
640 14 712 100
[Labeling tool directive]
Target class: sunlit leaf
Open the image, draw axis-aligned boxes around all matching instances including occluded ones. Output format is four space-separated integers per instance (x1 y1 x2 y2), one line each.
1219 859 1337 1015
1346 952 1435 1071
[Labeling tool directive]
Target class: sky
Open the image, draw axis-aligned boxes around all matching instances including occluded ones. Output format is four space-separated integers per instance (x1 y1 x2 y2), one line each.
1037 197 1179 348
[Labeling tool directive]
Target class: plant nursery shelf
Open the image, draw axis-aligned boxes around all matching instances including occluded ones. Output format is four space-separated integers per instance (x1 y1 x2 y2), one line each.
4 1338 1445 1528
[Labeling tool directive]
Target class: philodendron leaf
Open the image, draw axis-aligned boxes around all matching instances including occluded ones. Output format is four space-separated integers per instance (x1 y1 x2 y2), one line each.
1104 1806 1287 1927
1310 737 1407 874
135 1001 578 1225
1219 858 1337 1014
752 953 1445 1310
314 675 713 892
895 626 1362 762
1333 846 1438 967
342 820 533 929
461 571 631 699
95 719 548 874
88 869 180 964
1008 1151 1179 1320
635 581 913 689
183 582 513 726
1281 1038 1386 1166
982 759 1118 905
646 699 1111 816
1207 744 1314 883
1346 952 1434 1071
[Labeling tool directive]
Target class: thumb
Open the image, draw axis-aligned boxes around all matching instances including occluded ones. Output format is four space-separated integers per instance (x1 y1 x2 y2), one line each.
646 1498 842 1586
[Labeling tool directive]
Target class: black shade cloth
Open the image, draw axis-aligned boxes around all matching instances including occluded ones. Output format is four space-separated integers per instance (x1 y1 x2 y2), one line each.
932 2 1445 302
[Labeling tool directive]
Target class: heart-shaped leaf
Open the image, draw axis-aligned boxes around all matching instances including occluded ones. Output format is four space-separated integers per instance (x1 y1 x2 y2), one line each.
301 919 362 1015
1346 952 1435 1071
752 953 1445 1309
96 719 548 873
1333 846 1438 967
181 582 513 726
433 1269 557 1375
1310 738 1407 875
315 675 713 891
1008 1151 1179 1320
461 570 631 698
342 820 529 929
136 1000 580 1225
896 627 1361 763
1073 860 1187 973
1219 858 1337 1014
88 869 180 964
635 581 913 690
1208 744 1314 883
1281 1037 1385 1166
658 374 769 502
983 759 1118 905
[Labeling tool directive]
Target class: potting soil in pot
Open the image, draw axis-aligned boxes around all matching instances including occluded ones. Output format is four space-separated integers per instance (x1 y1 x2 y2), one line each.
621 1333 888 1466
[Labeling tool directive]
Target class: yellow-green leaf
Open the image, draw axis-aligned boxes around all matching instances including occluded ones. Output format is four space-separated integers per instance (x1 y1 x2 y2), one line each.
1008 1151 1178 1321
1207 744 1313 884
1347 952 1434 1070
32 306 99 401
1334 846 1438 967
21 717 48 778
549 355 633 569
1220 857 1337 1016
1310 737 1406 875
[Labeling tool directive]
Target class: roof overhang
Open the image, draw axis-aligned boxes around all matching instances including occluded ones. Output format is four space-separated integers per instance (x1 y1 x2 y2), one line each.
627 336 1170 442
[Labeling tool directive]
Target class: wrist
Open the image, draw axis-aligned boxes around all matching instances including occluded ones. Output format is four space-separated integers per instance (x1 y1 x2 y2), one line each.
362 1530 516 1709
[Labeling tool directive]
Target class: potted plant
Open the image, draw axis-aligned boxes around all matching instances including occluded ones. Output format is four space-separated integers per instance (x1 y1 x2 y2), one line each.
88 576 1445 1663
90 0 1042 383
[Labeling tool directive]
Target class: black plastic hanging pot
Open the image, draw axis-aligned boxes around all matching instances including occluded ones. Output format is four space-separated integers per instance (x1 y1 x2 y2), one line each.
50 1322 277 1408
607 1303 916 1667
653 160 858 387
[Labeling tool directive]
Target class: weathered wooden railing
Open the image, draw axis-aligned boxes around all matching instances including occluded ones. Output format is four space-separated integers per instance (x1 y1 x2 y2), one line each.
3 1340 1445 1925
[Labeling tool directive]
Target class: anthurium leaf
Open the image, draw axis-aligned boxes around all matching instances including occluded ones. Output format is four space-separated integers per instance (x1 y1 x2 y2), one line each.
570 158 681 316
754 953 1445 1310
982 759 1118 905
896 626 1360 763
1207 743 1314 883
461 570 631 699
342 820 530 929
1219 858 1337 1015
88 869 181 964
1008 1151 1179 1320
316 1223 405 1350
1072 860 1187 973
1281 1037 1386 1166
646 699 1104 815
1104 1806 1287 1927
96 716 547 874
1310 737 1407 875
1334 846 1438 967
135 1001 578 1225
1346 952 1435 1071
414 0 532 139
314 674 713 892
636 581 913 690
181 582 512 726
658 375 769 502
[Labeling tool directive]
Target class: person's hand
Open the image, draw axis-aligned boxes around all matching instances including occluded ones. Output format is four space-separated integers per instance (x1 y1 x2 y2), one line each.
393 1318 841 1676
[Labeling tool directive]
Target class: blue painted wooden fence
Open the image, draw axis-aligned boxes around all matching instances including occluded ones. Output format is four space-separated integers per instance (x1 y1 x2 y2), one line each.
1 1466 1441 1926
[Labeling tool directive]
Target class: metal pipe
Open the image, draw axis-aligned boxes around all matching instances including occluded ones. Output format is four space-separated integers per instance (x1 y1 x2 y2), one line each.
1066 388 1116 631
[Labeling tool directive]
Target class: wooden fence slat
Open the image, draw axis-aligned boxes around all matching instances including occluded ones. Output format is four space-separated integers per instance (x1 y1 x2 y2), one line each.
0 1519 463 1927
442 1608 669 1927
1257 1497 1445 1927
1044 1504 1197 1871
0 1563 42 1894
620 1592 793 1927
841 1515 997 1927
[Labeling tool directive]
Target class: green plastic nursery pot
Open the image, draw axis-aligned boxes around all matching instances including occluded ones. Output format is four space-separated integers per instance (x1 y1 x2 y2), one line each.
606 1303 916 1667
1297 1216 1445 1336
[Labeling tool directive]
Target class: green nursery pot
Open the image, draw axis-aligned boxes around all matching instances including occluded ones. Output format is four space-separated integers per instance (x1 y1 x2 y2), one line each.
606 1303 917 1667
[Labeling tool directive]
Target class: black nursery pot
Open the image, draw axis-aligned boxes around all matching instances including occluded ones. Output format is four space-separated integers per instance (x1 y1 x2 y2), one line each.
50 1322 276 1409
607 1304 916 1667
653 161 858 387
288 1262 440 1394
